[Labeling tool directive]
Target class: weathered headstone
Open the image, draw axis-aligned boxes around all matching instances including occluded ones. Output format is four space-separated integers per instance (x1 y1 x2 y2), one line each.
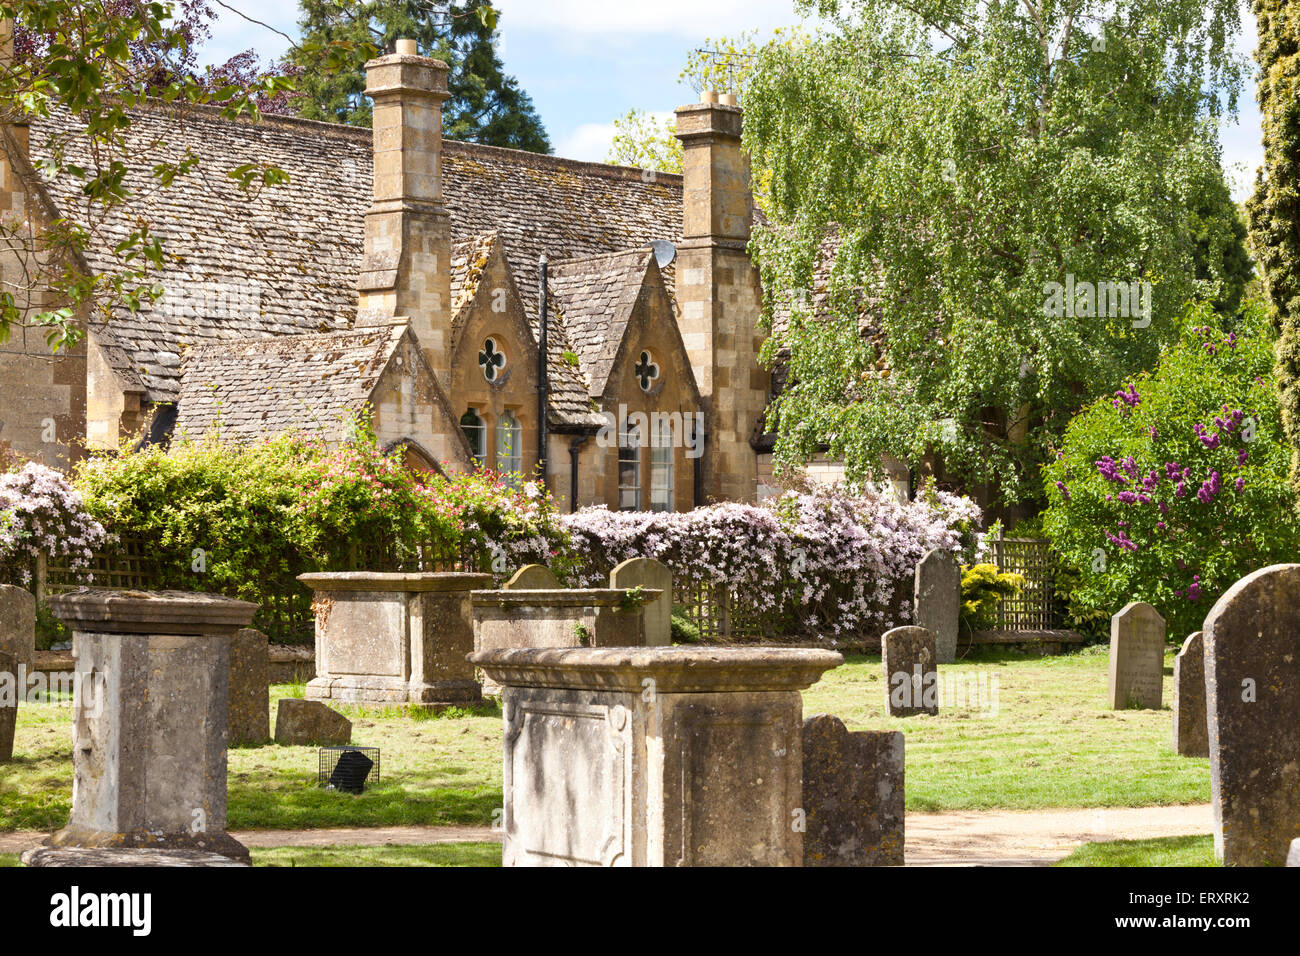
275 698 352 746
914 550 960 664
1204 564 1300 866
610 557 673 647
1172 631 1208 757
471 646 842 866
0 650 16 762
503 565 561 590
0 584 35 668
1288 838 1300 868
472 586 659 696
801 714 904 866
229 628 270 745
1107 601 1165 710
881 625 938 716
41 588 257 862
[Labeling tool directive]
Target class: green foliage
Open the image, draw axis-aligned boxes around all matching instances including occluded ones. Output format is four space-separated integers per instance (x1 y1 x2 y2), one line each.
71 431 572 639
1246 0 1300 489
959 563 1025 633
290 0 550 151
670 606 701 644
0 0 297 347
1042 303 1300 637
606 109 681 174
745 0 1250 506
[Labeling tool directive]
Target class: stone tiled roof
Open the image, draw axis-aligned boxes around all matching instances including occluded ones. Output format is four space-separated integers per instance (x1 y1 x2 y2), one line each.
174 325 405 443
450 232 497 318
28 103 685 422
548 249 652 399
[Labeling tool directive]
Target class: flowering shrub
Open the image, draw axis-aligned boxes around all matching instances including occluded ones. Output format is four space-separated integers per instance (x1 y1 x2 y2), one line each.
0 462 113 586
562 483 981 639
72 432 571 638
1043 304 1300 637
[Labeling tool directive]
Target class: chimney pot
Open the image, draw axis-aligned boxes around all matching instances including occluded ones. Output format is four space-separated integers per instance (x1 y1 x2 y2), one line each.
720 93 738 107
395 38 418 56
701 90 719 105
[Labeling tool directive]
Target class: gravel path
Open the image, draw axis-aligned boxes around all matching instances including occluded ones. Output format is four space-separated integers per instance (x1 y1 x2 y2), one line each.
0 804 1213 866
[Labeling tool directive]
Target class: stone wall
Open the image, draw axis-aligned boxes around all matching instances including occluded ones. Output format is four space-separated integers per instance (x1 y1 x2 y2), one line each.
0 122 88 468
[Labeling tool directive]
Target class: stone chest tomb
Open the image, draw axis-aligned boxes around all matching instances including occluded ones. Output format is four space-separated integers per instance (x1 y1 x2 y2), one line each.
300 571 491 709
471 645 842 867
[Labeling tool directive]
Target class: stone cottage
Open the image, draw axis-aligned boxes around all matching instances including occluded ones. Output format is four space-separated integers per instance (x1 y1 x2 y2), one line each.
0 39 778 510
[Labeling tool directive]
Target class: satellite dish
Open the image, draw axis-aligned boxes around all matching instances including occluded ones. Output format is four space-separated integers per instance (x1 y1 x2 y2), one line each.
651 240 677 269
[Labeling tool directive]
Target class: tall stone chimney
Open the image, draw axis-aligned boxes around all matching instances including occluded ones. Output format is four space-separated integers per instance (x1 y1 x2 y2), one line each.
675 94 768 503
357 39 454 388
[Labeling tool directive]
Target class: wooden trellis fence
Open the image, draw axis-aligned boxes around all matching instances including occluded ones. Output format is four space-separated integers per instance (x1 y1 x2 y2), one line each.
984 534 1064 631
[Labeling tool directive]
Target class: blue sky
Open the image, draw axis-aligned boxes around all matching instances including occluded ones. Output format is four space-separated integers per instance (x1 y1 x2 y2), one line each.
202 0 1265 200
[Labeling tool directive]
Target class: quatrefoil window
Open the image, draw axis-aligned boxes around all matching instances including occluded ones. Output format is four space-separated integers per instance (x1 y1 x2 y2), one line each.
479 337 507 383
635 350 660 392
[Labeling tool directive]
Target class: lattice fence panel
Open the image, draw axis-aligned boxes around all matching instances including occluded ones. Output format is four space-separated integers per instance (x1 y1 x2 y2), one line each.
986 536 1062 631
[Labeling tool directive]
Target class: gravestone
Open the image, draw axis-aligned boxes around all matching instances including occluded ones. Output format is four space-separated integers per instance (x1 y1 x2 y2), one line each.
275 698 352 746
229 628 270 745
1107 601 1165 710
503 565 561 590
610 558 673 647
471 646 842 866
881 625 938 716
1172 631 1208 757
0 584 35 668
914 550 960 664
0 650 16 762
801 714 904 866
1288 839 1300 868
1203 564 1300 866
472 587 659 696
41 588 257 862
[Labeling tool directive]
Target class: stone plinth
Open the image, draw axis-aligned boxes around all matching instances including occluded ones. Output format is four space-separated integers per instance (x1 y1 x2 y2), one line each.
23 847 250 868
0 584 35 667
1172 631 1208 758
881 626 938 716
229 628 270 745
802 714 904 866
1204 564 1300 866
610 558 673 647
914 550 960 664
299 572 491 709
470 646 842 867
44 588 257 862
472 588 661 696
1107 601 1165 710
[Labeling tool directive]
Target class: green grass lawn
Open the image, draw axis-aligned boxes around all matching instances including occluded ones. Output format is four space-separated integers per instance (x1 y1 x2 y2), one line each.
253 843 501 867
0 645 1209 832
804 644 1210 811
1054 835 1219 867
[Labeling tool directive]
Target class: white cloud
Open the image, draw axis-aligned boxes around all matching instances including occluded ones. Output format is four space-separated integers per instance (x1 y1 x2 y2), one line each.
200 0 301 66
494 0 807 36
555 122 620 162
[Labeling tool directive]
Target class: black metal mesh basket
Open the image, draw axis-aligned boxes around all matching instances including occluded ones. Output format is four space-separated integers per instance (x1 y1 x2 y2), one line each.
318 746 380 794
